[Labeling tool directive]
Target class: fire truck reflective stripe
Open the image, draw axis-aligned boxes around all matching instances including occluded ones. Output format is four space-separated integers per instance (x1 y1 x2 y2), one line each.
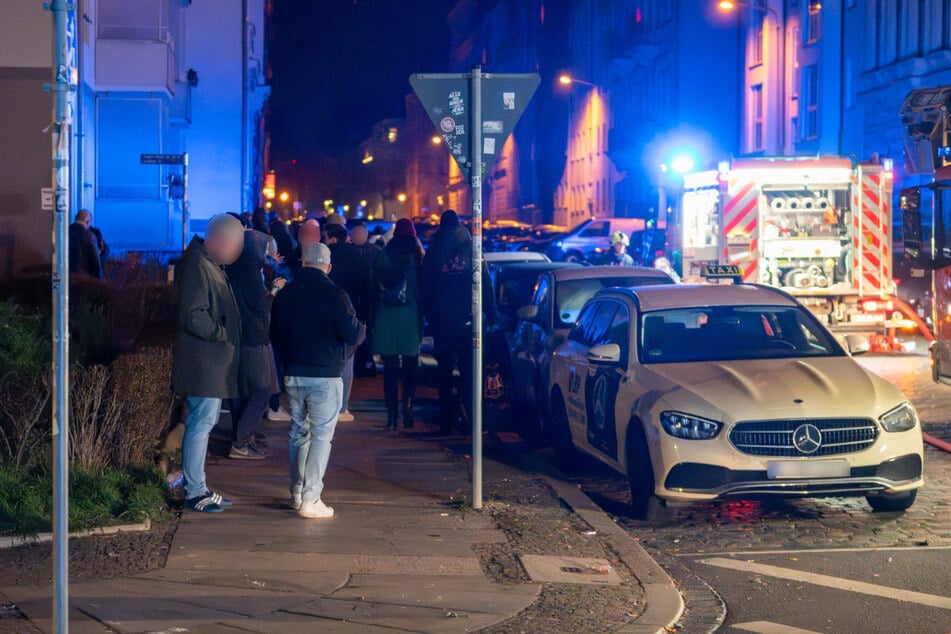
724 197 757 235
858 171 890 294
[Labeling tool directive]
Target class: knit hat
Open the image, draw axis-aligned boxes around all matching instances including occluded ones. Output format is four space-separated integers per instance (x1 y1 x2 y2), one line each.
301 242 331 266
394 218 416 238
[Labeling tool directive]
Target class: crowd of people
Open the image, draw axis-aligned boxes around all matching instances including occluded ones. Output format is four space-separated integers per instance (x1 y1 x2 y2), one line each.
170 208 476 518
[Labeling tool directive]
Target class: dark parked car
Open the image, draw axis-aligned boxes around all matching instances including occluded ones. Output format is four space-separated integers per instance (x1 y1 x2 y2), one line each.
510 266 676 440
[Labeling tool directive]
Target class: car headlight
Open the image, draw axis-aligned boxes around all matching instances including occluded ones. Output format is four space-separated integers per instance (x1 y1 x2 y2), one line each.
551 240 563 249
660 411 722 440
879 402 918 432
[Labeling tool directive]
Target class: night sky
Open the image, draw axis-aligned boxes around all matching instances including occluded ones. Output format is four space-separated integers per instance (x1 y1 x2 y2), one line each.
269 0 457 161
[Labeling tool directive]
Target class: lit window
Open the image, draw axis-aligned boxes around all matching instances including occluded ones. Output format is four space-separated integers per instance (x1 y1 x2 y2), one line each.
751 84 764 151
805 2 821 44
802 65 819 139
750 14 764 67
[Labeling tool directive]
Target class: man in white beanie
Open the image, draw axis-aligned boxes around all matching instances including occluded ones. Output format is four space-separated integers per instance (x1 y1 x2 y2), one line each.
270 242 365 518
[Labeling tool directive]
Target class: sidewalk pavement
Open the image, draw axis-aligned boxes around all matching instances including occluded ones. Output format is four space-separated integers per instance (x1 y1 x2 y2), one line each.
0 380 682 633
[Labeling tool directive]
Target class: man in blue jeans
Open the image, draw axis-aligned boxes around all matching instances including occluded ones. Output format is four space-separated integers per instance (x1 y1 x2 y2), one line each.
171 214 246 513
270 242 365 519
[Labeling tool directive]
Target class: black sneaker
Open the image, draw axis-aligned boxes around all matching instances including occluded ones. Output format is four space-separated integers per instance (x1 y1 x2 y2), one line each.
229 443 267 460
185 492 224 513
251 430 268 445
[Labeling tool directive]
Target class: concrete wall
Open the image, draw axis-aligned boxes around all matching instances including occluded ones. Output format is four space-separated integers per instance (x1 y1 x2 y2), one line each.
0 1 53 278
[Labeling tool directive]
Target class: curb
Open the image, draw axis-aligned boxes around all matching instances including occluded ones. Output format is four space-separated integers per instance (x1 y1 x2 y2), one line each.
0 518 152 550
545 478 684 634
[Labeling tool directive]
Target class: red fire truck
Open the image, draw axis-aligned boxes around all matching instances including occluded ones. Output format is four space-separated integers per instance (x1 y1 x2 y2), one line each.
899 86 951 384
679 156 926 339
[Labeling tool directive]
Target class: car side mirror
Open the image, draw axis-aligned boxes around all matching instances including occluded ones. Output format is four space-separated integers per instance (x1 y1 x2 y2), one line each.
844 334 870 356
587 343 621 364
517 305 539 322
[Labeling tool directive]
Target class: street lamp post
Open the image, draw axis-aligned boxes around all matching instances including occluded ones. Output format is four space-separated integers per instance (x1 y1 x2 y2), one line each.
719 0 787 154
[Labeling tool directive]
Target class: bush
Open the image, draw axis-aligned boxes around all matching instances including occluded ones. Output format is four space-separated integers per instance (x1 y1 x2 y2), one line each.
0 461 168 535
69 365 123 473
111 348 174 467
0 372 51 471
0 301 48 377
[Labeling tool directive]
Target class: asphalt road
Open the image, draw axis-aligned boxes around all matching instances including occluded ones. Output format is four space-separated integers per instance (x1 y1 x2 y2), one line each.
570 351 951 633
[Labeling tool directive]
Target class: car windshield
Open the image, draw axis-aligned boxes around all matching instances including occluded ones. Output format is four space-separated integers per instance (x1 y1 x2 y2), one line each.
638 305 844 363
556 276 671 327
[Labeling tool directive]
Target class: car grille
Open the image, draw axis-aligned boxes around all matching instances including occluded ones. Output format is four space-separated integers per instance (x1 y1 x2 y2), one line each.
729 418 879 457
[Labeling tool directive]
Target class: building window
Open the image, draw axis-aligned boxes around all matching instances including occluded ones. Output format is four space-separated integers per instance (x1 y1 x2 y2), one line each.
805 2 821 43
749 14 764 67
802 65 819 140
750 84 764 151
98 0 165 40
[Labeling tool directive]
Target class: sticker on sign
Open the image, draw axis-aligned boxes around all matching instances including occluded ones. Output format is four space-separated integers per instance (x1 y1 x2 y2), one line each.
440 117 455 133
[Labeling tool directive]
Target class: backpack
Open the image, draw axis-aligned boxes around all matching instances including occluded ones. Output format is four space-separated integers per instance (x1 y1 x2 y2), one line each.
377 251 410 306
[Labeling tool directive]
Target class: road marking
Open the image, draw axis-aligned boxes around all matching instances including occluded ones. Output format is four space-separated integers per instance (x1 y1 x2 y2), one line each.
699 557 951 610
673 545 951 557
734 622 821 634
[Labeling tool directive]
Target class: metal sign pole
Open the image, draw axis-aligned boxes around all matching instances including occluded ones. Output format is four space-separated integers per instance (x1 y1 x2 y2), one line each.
49 1 75 631
182 152 189 251
470 66 484 510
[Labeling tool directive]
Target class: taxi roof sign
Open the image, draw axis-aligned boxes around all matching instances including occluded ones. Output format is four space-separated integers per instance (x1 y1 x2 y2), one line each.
701 264 743 280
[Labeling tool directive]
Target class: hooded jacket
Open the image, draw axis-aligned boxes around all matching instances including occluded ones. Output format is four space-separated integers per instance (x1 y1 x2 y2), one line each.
419 222 472 342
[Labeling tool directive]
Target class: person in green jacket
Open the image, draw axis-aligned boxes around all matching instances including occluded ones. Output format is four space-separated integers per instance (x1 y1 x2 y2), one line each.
372 218 424 430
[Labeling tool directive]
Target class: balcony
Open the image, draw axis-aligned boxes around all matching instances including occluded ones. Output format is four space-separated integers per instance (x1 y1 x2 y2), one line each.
95 38 175 96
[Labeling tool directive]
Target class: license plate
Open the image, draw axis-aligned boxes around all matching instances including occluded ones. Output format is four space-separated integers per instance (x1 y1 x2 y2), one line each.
767 459 849 479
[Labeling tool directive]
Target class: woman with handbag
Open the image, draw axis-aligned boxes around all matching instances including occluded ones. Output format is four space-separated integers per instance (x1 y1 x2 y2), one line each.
372 218 424 430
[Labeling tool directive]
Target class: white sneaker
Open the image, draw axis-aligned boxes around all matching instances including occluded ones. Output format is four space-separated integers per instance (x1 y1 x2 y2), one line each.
299 499 334 519
290 494 302 510
267 406 292 422
337 410 354 423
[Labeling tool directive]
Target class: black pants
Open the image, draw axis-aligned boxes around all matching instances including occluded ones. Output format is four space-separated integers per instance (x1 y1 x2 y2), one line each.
269 347 285 412
382 355 418 410
230 390 270 446
433 340 472 425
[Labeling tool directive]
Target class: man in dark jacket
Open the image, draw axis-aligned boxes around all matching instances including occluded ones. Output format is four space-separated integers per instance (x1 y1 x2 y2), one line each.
68 209 102 278
224 228 281 460
418 209 473 433
270 242 365 519
323 222 372 420
171 214 246 513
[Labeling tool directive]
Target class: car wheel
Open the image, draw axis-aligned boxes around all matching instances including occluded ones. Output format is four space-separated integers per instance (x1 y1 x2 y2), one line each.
550 391 579 472
626 423 656 519
563 251 585 263
866 489 917 513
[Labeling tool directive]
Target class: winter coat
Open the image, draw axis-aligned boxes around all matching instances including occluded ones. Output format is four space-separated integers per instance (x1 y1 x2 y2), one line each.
328 241 374 323
270 267 365 378
419 224 472 346
225 230 273 347
372 236 423 357
225 230 279 396
68 222 102 278
171 236 241 398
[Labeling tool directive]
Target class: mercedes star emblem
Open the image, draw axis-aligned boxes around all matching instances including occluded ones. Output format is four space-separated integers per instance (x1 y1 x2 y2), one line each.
792 423 822 455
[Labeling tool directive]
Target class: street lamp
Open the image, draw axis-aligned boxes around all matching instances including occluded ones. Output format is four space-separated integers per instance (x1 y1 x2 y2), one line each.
431 135 442 145
558 73 597 89
279 191 290 203
397 193 407 203
717 0 788 154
